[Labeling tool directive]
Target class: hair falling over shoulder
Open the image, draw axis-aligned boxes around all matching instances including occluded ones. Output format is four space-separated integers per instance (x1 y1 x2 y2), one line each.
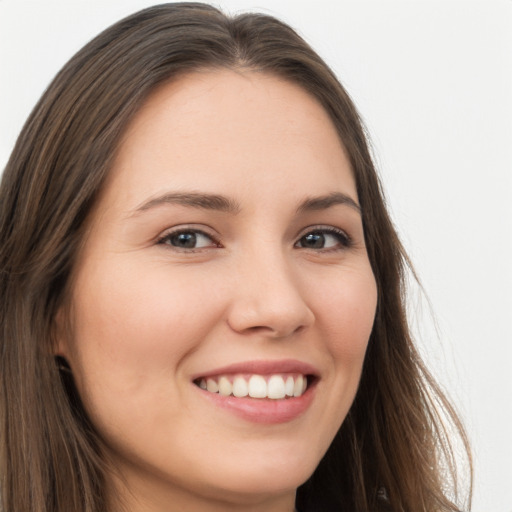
0 3 472 511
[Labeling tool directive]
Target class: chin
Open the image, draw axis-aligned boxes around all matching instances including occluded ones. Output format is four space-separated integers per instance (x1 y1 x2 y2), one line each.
192 471 305 508
195 448 318 501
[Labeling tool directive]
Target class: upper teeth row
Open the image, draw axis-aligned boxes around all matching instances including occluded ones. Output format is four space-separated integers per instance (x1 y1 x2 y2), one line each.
198 374 307 399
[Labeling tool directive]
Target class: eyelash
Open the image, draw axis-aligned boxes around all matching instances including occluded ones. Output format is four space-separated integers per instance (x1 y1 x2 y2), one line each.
156 226 352 252
157 228 220 252
295 226 352 251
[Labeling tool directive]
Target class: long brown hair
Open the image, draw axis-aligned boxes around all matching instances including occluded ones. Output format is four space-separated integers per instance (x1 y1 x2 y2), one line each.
0 3 471 511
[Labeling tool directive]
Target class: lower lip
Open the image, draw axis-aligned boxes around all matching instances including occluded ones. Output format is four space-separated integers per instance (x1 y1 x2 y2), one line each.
195 383 316 424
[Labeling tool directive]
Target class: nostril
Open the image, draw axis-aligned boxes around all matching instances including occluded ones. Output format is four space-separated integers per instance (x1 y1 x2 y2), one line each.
241 323 308 338
247 325 267 332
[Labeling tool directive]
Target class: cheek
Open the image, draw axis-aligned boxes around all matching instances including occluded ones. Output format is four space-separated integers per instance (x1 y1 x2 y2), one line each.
67 258 224 405
292 266 377 459
312 266 377 361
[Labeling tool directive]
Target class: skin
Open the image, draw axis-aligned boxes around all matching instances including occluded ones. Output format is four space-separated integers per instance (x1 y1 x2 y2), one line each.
56 69 378 512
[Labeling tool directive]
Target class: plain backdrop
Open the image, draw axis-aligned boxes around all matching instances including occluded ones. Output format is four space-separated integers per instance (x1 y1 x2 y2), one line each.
1 1 511 510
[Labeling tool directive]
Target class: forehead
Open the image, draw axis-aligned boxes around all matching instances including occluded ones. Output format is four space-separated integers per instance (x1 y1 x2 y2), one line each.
105 69 356 209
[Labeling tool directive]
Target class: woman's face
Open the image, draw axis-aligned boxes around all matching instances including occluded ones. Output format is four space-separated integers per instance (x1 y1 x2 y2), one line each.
57 70 377 511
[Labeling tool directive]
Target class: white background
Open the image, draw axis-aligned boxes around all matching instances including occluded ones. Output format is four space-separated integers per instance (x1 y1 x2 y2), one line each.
1 1 511 510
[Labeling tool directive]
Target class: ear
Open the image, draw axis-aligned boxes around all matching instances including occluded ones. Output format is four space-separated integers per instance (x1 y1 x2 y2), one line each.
52 307 75 374
52 306 70 358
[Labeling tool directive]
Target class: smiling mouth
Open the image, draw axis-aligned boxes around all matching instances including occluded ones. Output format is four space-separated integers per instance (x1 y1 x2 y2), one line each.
193 373 313 400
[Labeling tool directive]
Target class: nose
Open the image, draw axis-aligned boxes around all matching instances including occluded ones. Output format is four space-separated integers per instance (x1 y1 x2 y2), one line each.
226 252 315 339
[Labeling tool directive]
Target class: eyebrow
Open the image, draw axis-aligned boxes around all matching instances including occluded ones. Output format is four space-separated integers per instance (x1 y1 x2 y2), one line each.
297 192 361 214
133 192 241 215
131 190 360 216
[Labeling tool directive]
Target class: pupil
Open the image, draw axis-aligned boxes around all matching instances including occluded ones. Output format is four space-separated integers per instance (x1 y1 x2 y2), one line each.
172 232 196 248
303 232 325 248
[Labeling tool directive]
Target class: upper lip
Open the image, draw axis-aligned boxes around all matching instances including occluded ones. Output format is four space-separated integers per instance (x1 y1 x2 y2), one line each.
191 359 319 380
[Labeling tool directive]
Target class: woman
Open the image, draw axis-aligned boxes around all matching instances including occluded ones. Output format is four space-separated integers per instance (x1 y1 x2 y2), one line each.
0 3 472 511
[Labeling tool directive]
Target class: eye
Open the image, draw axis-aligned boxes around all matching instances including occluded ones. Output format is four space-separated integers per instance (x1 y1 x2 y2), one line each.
157 229 219 250
295 228 351 250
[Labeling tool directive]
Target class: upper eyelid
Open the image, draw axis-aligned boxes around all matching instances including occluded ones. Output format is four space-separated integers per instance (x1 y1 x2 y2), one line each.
156 225 220 246
157 224 218 237
295 224 350 239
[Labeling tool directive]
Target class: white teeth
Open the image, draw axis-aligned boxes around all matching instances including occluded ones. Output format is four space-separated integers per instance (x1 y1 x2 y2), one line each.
293 375 304 397
232 376 249 397
198 373 309 399
248 375 267 398
206 378 219 393
285 376 294 396
218 376 232 396
267 375 286 399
